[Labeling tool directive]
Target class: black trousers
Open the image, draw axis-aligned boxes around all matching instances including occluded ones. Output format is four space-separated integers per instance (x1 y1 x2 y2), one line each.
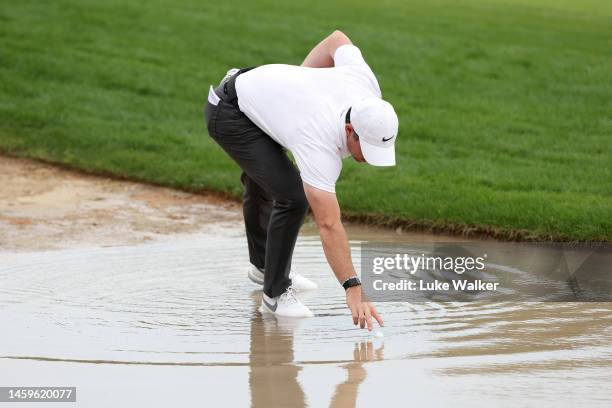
204 69 309 298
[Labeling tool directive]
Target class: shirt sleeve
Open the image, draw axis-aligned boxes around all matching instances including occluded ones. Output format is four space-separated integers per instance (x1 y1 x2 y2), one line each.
291 143 342 194
333 44 382 98
333 44 368 67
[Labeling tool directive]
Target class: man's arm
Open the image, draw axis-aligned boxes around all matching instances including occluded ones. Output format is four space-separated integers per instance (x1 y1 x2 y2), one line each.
303 183 384 330
301 30 352 68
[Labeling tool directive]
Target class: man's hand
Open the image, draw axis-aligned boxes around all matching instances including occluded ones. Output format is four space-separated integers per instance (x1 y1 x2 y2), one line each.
345 286 384 331
303 183 384 330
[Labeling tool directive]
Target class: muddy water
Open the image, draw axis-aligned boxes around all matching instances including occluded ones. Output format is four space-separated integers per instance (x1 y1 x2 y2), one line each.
1 223 611 407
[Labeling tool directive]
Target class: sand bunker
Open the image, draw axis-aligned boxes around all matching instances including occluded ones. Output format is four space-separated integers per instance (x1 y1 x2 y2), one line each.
0 155 242 251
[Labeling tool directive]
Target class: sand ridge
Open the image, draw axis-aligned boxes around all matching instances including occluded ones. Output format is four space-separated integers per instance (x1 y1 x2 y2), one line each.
0 156 242 251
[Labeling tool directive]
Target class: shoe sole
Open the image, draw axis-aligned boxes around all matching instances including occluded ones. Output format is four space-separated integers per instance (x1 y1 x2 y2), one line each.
258 303 314 318
248 269 264 285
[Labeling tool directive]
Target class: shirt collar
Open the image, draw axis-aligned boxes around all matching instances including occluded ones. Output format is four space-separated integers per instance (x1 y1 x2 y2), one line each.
337 108 350 158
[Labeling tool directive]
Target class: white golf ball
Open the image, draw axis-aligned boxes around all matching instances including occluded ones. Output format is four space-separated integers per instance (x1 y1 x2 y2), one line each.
374 330 384 338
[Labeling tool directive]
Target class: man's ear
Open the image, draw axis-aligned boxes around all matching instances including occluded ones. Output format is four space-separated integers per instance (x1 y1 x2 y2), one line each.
345 124 359 142
345 123 352 134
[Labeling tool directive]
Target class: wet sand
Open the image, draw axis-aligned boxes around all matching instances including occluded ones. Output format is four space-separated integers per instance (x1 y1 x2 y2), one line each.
1 156 611 407
0 155 242 251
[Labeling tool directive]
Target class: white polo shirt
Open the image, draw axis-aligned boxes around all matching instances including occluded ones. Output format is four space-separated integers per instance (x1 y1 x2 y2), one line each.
235 44 382 193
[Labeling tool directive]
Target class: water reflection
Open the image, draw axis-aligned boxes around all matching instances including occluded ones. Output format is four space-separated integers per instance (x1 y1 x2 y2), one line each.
248 291 385 407
249 291 305 407
1 233 611 407
329 342 384 408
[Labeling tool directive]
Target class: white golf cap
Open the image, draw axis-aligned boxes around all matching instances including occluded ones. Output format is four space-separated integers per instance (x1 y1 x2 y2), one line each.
351 98 399 166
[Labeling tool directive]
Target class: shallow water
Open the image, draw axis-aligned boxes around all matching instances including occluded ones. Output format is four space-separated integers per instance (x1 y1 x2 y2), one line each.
1 224 611 407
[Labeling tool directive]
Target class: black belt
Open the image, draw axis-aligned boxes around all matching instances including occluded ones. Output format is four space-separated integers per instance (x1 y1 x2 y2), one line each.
213 67 256 109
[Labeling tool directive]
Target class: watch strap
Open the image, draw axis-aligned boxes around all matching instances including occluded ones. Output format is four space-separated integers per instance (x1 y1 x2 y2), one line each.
342 276 361 290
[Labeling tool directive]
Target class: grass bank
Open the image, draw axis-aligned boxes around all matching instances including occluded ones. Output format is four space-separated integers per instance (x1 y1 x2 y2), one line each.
0 0 610 240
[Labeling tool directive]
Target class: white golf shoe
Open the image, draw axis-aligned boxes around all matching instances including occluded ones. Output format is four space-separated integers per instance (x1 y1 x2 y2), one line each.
247 265 318 291
259 286 314 318
290 271 318 291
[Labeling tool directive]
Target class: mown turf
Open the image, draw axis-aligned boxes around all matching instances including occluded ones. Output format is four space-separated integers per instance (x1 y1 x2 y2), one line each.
0 0 610 240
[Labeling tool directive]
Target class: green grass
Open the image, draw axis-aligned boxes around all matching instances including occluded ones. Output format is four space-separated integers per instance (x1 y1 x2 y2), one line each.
0 0 610 240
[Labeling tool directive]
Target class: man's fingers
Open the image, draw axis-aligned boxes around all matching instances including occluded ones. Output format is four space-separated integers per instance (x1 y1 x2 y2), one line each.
365 308 373 331
370 304 384 327
350 304 358 325
359 305 366 329
350 302 384 330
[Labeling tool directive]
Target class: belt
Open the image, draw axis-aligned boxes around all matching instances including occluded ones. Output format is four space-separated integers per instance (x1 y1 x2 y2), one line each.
207 67 256 109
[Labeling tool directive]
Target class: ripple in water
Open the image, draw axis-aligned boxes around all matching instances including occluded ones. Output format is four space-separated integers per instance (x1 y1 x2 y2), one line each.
1 229 611 406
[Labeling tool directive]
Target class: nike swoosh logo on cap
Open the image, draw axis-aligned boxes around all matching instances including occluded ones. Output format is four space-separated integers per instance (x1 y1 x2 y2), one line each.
263 297 278 312
382 135 395 142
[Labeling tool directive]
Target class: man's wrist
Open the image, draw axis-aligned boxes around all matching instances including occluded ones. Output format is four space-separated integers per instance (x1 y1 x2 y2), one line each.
342 276 361 290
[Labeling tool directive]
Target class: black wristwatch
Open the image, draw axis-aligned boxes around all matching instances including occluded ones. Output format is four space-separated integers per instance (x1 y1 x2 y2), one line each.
342 276 361 290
